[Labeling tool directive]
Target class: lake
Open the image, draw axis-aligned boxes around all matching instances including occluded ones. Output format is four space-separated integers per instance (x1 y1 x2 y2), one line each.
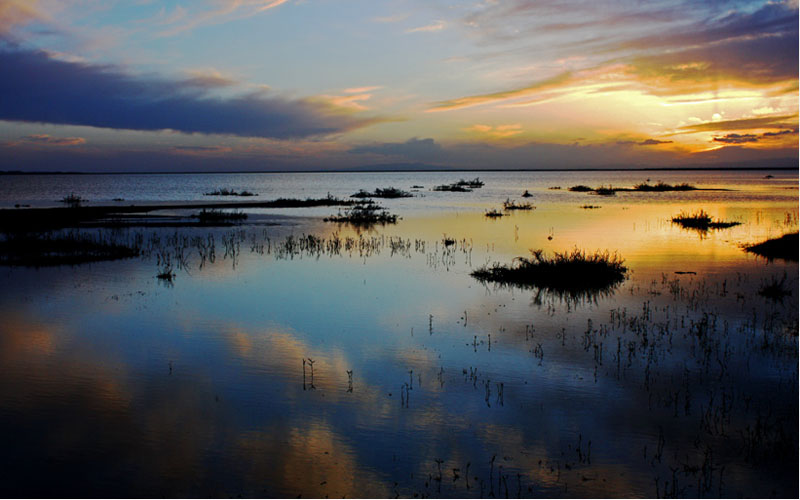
0 169 797 497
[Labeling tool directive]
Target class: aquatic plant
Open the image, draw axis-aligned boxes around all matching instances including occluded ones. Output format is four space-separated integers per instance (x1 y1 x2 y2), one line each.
484 209 504 218
580 205 601 209
433 183 472 192
745 232 798 261
0 230 139 266
522 189 533 197
203 188 258 196
60 193 84 207
568 185 593 192
455 177 485 188
502 199 534 210
632 181 696 191
671 210 741 230
758 273 792 302
324 202 398 226
193 209 248 224
471 248 627 301
593 186 616 196
351 187 412 198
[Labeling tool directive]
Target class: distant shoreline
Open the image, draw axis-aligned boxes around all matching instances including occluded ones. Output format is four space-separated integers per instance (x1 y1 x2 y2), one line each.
1 166 797 176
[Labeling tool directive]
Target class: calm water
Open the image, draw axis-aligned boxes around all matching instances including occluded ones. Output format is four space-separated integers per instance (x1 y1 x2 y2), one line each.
0 170 797 497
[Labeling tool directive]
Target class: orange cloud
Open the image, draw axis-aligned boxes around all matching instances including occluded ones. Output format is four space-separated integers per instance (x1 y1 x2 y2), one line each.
465 123 523 138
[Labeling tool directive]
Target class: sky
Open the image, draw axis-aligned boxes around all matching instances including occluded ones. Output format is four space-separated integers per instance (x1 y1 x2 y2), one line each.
0 0 797 172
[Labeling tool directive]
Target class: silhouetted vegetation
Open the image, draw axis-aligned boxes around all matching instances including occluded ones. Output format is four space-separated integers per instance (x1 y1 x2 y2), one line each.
471 249 627 301
0 195 357 231
203 188 258 196
351 187 412 198
568 185 593 192
745 232 798 261
632 181 696 192
671 210 741 230
502 199 534 210
324 202 398 226
60 193 84 207
0 231 139 266
758 273 792 302
484 209 504 218
580 205 601 209
434 178 485 192
594 186 616 196
521 189 533 197
193 209 248 224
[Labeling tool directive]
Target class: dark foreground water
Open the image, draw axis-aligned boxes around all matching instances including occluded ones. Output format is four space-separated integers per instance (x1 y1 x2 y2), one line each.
0 170 797 497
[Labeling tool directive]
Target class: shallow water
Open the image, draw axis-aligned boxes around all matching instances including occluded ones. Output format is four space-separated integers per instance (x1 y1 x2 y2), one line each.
0 170 797 497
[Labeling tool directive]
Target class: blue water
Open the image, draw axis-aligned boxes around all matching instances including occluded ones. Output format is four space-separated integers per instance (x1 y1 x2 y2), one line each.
0 170 797 497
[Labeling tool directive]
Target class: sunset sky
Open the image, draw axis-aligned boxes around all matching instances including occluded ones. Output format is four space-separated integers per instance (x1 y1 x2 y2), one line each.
0 0 797 171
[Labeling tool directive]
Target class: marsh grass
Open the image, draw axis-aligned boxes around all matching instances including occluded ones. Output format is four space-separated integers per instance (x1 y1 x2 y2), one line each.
745 232 798 261
471 249 627 301
0 231 139 266
502 199 534 211
434 178 485 192
758 273 792 302
484 209 504 218
433 184 473 192
324 202 398 226
671 210 741 230
193 209 248 224
60 193 84 207
351 187 412 198
203 188 257 196
632 182 696 192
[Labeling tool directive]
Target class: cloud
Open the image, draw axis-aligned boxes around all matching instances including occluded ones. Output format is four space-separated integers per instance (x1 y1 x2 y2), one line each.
465 123 523 138
155 0 291 37
406 21 445 34
181 68 239 89
171 145 233 155
617 138 674 146
0 0 48 35
0 46 385 139
712 128 798 144
712 133 759 144
677 114 798 133
7 134 86 147
428 71 574 111
349 137 443 162
343 86 382 94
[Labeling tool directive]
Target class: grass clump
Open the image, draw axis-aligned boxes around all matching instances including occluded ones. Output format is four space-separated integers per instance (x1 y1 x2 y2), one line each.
351 187 412 199
745 233 798 262
203 188 258 196
671 210 741 230
632 182 696 192
568 185 593 192
434 177 485 192
455 177 484 188
758 273 792 302
502 198 534 210
580 205 601 209
0 231 139 266
594 186 616 196
324 202 398 226
433 183 473 192
193 209 248 224
471 248 627 301
522 189 533 197
484 209 505 218
60 193 84 207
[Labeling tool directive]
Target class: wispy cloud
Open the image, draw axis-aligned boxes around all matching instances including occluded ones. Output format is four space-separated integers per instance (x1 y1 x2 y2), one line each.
617 138 674 146
677 114 798 133
465 123 523 138
0 0 49 35
155 0 291 37
0 46 386 139
7 134 86 147
406 21 445 34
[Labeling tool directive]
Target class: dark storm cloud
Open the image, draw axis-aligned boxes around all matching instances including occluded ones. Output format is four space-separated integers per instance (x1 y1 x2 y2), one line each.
0 46 383 139
348 137 444 161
